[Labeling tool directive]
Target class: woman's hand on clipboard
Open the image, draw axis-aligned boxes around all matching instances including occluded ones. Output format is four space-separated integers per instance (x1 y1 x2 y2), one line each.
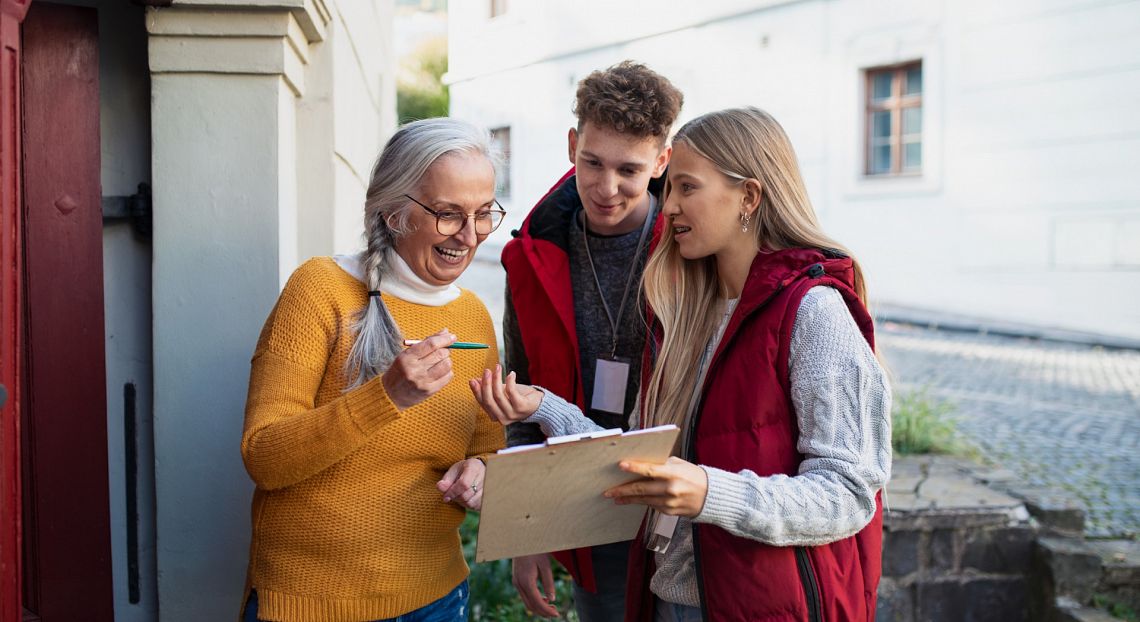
469 364 544 425
605 457 709 518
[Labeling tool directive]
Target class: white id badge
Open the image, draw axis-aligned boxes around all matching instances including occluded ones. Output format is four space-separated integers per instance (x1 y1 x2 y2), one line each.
591 357 630 414
647 512 680 553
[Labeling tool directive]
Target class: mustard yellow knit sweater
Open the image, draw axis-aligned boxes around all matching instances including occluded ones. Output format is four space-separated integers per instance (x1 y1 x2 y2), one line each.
240 257 504 622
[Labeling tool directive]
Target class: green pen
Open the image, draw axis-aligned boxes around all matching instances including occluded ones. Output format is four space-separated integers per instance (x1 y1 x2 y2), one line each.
402 339 489 350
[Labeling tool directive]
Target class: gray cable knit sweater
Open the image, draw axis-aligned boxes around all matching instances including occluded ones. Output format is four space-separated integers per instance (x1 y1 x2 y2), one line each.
524 286 892 606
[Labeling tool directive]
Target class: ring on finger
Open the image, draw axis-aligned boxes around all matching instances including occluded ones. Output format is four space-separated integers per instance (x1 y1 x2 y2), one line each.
471 483 479 493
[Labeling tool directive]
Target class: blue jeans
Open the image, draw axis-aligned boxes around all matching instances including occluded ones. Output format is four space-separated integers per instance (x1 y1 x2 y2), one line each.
244 581 469 622
572 540 631 622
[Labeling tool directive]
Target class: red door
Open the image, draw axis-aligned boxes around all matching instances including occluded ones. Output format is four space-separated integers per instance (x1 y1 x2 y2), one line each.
13 2 113 620
0 1 29 619
0 1 30 621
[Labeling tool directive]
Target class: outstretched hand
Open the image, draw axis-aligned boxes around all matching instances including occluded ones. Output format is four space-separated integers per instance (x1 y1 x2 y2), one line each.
469 364 544 425
511 554 560 618
604 457 709 518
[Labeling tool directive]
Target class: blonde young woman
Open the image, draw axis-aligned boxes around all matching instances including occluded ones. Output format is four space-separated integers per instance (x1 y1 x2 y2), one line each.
472 107 891 622
240 118 506 622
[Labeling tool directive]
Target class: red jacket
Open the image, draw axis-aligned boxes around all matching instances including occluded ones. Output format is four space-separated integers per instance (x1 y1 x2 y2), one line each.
626 248 883 622
500 169 664 591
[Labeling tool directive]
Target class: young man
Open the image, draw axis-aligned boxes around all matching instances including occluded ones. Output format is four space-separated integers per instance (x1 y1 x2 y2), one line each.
500 61 683 621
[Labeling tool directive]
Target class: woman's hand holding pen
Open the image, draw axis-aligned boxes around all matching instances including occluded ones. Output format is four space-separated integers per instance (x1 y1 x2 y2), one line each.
469 364 544 425
382 329 457 410
605 457 709 518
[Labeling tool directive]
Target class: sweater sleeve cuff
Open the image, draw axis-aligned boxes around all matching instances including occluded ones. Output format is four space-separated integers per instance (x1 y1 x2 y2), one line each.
695 465 754 531
343 376 402 436
523 387 593 437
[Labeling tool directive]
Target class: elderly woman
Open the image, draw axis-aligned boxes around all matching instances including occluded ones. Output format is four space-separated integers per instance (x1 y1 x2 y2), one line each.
239 118 506 622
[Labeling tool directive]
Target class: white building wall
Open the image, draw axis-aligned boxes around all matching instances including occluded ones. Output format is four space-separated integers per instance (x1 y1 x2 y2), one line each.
331 0 396 255
297 0 395 261
448 0 1140 340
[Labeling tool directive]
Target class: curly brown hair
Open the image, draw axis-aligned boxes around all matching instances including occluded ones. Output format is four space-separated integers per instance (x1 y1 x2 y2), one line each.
573 61 683 142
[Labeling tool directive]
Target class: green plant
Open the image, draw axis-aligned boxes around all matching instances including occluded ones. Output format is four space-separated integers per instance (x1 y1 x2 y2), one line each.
891 388 959 455
461 512 579 621
1092 593 1139 621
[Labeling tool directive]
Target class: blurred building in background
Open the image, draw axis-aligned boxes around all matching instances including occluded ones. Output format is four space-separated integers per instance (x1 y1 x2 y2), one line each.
0 1 395 620
449 0 1140 341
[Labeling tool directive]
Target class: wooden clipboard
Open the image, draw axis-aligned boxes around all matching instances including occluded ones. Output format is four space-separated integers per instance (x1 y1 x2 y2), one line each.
475 425 680 563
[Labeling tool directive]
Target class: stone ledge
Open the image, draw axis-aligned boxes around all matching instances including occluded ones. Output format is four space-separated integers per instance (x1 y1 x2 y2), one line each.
1054 601 1121 622
1087 539 1140 614
884 459 1136 622
886 455 1030 530
147 10 310 64
1001 484 1087 536
147 2 332 96
1089 539 1140 587
149 35 306 96
168 0 330 43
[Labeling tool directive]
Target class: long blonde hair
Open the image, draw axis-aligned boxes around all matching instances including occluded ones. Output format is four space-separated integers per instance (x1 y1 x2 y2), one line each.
642 107 869 432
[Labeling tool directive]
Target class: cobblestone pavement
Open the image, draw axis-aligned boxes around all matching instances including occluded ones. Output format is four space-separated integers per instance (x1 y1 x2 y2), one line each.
879 323 1140 538
459 255 1140 538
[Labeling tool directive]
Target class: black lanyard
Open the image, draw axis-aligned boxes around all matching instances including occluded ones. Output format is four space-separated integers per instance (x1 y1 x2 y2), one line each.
581 199 657 359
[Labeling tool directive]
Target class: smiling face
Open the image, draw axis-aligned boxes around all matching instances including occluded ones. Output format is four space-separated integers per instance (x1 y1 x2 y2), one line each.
393 151 497 286
568 122 670 236
663 142 759 262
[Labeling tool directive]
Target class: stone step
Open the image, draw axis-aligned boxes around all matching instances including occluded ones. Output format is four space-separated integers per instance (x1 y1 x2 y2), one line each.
1053 599 1123 622
1035 537 1140 620
1036 538 1106 605
1002 484 1087 536
1086 539 1140 584
1086 539 1140 614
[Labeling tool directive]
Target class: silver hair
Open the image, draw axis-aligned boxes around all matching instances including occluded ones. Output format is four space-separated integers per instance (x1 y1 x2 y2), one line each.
345 117 500 388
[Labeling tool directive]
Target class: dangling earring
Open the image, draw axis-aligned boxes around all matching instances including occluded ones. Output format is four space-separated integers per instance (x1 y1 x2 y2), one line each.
740 212 752 233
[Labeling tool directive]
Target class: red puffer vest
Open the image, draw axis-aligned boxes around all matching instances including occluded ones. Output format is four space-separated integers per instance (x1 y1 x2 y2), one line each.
501 169 665 592
626 248 883 622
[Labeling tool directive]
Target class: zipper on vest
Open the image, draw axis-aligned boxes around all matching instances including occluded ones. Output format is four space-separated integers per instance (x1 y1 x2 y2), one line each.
682 280 790 622
685 397 712 622
795 547 822 622
690 523 711 622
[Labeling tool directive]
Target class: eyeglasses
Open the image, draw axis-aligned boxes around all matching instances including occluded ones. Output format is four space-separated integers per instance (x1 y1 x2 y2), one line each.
404 194 507 236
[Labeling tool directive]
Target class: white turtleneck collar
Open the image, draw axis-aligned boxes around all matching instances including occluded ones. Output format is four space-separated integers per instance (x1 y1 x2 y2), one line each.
333 251 462 307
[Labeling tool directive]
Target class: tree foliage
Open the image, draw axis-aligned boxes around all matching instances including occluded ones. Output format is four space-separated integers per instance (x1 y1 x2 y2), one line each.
398 37 449 123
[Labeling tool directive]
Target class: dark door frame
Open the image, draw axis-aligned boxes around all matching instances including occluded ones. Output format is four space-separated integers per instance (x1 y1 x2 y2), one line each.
1 3 31 621
2 1 115 620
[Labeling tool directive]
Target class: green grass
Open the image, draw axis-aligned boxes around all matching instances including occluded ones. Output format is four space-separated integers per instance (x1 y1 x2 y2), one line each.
461 512 579 621
892 387 960 455
1093 594 1139 622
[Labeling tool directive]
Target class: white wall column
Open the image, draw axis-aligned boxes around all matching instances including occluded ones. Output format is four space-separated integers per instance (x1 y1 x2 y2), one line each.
147 3 329 620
